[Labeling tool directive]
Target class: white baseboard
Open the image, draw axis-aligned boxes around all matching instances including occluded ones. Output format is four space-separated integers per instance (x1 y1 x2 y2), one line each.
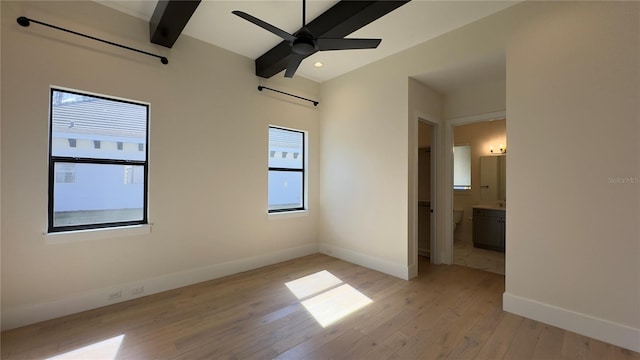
318 242 409 280
503 292 640 353
1 243 318 331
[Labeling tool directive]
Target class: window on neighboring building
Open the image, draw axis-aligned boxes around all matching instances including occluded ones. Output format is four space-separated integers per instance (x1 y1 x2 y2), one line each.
48 88 149 232
55 163 76 184
268 126 305 213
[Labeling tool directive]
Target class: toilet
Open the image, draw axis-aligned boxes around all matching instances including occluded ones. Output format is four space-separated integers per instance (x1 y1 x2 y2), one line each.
453 209 464 232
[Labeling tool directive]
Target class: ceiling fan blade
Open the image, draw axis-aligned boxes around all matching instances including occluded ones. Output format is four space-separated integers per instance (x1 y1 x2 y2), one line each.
284 53 305 78
232 11 296 42
316 38 382 51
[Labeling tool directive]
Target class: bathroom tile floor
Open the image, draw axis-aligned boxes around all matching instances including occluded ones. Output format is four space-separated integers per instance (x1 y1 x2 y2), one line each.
454 239 505 275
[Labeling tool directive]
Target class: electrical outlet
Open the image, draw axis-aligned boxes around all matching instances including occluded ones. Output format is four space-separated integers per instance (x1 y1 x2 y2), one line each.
132 285 144 296
326 249 332 255
108 290 122 300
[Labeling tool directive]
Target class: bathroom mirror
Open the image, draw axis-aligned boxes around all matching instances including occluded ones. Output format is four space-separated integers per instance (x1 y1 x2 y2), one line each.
480 155 506 201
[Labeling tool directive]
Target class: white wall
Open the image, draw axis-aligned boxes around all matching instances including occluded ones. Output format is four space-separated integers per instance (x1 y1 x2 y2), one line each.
318 68 410 278
503 1 640 351
319 1 639 352
1 1 320 329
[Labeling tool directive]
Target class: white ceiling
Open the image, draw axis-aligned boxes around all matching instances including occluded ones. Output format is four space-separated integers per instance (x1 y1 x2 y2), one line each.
96 0 516 87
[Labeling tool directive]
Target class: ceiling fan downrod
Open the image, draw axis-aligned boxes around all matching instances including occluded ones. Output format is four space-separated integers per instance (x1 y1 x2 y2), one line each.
292 0 314 55
302 0 306 27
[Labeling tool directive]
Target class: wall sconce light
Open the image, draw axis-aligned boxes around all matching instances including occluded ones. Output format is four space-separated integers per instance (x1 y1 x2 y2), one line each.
490 144 506 154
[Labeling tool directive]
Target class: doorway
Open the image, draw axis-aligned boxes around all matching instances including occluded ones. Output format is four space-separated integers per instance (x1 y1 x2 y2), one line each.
446 112 506 275
417 119 437 271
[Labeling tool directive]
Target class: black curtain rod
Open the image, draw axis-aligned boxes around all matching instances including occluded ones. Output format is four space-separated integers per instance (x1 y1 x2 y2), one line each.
16 16 168 65
258 86 318 107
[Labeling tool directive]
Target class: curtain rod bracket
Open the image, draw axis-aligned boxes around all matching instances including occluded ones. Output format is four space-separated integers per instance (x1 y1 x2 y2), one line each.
258 86 318 107
17 16 168 65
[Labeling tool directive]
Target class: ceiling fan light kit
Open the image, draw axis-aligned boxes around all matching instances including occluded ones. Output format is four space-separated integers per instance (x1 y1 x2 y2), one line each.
233 0 384 78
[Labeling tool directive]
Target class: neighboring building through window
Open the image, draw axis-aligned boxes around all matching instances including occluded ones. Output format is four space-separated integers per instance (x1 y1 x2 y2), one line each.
268 126 305 212
48 88 149 232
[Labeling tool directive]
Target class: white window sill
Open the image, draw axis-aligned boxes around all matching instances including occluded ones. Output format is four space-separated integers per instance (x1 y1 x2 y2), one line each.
267 210 309 220
44 224 152 244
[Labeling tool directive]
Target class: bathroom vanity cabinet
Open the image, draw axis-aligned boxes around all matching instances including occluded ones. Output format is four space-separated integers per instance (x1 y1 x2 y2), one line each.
472 207 505 252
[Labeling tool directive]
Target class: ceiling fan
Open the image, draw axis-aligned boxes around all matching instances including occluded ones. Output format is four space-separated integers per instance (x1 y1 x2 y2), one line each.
233 0 382 78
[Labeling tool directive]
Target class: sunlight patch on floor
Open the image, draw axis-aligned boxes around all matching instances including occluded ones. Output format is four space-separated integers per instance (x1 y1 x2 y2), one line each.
285 270 343 299
301 283 373 327
285 270 373 327
47 334 125 360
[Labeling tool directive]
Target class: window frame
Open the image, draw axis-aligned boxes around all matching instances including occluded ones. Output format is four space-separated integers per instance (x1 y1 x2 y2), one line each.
268 126 306 213
47 87 150 233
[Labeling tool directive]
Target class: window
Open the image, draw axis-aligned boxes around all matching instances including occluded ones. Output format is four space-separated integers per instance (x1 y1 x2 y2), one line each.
453 145 471 190
48 88 149 232
268 126 305 213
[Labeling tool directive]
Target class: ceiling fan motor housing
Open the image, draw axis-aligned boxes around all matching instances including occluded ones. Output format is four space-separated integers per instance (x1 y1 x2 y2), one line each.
292 38 315 55
292 28 315 55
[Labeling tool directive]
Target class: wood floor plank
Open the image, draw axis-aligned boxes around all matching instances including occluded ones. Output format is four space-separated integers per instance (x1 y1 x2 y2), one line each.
560 331 592 359
419 276 505 359
445 292 506 359
392 273 501 359
560 331 640 360
531 323 566 359
1 254 638 360
502 317 544 359
301 328 369 360
467 308 523 359
361 331 411 360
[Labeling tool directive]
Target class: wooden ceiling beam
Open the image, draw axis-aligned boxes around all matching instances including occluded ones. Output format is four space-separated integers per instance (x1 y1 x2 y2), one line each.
150 0 201 48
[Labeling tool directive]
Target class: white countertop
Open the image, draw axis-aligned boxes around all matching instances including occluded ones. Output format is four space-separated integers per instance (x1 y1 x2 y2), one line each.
473 204 506 211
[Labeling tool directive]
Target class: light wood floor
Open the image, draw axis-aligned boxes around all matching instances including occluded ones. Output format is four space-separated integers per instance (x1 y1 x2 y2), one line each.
2 254 638 359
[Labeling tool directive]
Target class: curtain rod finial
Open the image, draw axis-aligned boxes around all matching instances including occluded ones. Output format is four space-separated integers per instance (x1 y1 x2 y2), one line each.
17 16 30 27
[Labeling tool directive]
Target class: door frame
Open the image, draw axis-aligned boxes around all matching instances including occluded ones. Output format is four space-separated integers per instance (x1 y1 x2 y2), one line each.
410 113 440 277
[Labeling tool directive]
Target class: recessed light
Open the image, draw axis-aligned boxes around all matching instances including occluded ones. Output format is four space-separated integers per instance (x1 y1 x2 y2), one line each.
314 62 324 68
